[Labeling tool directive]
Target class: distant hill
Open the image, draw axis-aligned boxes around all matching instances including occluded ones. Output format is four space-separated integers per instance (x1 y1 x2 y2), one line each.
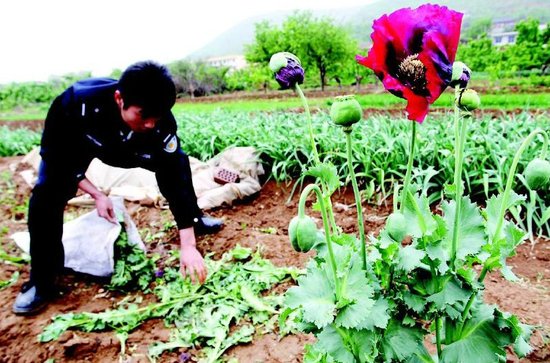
187 0 550 60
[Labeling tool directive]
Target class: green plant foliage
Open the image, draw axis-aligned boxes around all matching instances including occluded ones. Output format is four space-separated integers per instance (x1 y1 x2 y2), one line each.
39 246 300 363
106 230 157 292
0 126 41 156
0 72 90 110
0 271 19 290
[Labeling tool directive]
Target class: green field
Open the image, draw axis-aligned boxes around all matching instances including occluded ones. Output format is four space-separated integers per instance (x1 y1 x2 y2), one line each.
173 92 550 113
0 92 548 121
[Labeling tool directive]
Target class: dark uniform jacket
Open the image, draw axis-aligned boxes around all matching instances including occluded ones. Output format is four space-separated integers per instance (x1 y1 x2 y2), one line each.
39 78 200 229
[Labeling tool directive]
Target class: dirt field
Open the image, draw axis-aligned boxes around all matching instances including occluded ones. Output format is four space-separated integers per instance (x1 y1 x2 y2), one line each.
0 149 549 362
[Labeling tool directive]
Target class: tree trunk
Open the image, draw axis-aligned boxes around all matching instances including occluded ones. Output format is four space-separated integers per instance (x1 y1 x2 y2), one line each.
334 76 342 90
189 81 195 99
355 75 363 92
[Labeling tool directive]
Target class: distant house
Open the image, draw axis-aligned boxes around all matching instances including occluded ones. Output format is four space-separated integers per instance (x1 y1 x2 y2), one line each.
489 18 518 46
491 31 518 46
491 18 517 34
489 18 547 46
205 55 247 71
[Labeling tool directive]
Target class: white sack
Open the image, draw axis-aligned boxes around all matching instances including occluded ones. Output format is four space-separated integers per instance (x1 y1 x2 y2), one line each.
11 197 144 277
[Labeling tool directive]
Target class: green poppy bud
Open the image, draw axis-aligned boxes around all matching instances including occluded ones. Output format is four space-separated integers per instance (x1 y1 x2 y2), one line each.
330 95 362 127
385 212 407 242
524 158 550 190
456 89 480 111
288 215 318 252
450 61 471 88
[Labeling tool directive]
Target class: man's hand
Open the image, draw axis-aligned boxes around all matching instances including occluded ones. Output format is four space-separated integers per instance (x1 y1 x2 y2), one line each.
78 177 117 223
95 194 117 223
179 227 207 284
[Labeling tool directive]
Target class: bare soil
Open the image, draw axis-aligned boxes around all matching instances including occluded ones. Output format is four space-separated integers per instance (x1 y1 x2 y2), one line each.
0 153 549 362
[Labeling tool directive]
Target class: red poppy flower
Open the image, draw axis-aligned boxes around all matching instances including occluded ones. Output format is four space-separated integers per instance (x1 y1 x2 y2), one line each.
356 4 463 123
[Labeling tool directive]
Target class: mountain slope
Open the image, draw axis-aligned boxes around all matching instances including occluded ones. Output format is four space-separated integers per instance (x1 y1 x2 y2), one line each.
187 0 550 60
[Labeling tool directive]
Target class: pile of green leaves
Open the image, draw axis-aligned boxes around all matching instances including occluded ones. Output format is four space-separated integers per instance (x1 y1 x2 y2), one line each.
39 245 300 363
106 229 157 292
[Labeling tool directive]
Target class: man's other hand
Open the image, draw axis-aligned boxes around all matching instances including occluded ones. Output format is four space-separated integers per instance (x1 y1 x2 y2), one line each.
180 244 207 284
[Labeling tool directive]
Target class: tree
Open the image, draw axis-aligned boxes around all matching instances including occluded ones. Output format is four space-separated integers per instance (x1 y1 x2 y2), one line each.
169 60 198 97
284 12 358 90
463 18 492 41
504 18 549 71
244 21 286 64
225 64 275 92
168 60 228 98
456 36 499 72
515 18 540 44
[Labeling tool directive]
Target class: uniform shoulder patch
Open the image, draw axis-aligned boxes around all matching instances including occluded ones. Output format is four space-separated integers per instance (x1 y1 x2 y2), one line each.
164 135 178 153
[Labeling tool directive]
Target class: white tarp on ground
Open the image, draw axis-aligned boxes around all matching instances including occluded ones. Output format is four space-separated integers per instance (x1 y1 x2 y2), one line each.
19 146 265 210
11 197 143 277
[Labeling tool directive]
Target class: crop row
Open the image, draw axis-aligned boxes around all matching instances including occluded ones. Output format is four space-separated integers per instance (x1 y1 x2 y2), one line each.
0 111 547 203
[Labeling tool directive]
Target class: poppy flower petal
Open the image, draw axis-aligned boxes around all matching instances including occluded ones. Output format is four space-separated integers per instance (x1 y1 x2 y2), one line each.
356 4 463 122
403 88 430 123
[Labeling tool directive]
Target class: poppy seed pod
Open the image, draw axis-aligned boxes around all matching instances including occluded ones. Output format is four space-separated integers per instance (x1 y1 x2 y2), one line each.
524 158 550 190
269 52 304 90
456 89 480 111
288 215 318 252
330 95 363 127
450 61 471 88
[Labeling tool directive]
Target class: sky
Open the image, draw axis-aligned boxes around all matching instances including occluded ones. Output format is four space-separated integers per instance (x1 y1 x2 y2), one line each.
0 0 374 84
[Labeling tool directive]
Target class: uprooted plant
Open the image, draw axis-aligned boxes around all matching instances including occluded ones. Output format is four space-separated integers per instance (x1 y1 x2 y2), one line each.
40 245 299 363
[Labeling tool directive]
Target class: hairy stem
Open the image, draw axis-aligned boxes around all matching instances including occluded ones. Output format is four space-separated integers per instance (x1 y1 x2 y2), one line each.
345 128 367 270
450 99 469 268
299 183 341 297
491 129 548 245
400 121 417 212
295 84 320 164
295 84 339 235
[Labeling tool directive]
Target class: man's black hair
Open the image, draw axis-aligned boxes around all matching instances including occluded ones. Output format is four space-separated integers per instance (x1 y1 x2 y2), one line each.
118 60 176 118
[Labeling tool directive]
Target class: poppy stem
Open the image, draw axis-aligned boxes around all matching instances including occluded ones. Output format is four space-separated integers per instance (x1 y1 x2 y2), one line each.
300 183 341 298
295 83 339 236
344 127 367 270
400 121 417 212
295 84 320 165
490 129 548 246
450 87 469 268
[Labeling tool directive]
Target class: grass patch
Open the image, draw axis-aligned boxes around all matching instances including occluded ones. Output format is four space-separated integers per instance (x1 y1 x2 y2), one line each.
174 92 550 114
0 92 548 120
